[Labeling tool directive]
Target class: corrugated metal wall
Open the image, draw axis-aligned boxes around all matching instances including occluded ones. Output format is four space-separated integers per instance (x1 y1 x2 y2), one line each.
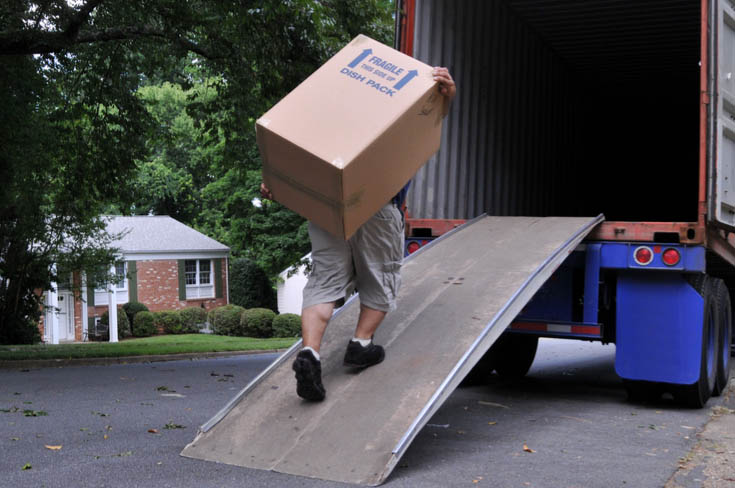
409 0 582 219
407 0 701 221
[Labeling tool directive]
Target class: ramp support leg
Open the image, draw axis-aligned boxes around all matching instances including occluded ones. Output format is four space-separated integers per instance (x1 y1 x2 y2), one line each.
583 244 602 324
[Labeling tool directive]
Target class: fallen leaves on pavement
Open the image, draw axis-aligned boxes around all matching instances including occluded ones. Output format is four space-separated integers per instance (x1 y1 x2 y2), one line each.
523 444 536 453
44 445 62 450
23 410 47 417
478 401 509 409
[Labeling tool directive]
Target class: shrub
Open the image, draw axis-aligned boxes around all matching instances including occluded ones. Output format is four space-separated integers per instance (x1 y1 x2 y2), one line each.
271 313 302 338
87 319 108 341
122 301 149 329
241 308 276 338
100 306 131 338
154 310 183 334
3 318 41 345
208 305 245 336
179 307 208 333
133 311 156 337
229 258 277 311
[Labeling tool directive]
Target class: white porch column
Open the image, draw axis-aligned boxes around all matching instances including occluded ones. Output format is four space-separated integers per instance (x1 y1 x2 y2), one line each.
48 280 59 345
107 266 118 343
81 272 89 342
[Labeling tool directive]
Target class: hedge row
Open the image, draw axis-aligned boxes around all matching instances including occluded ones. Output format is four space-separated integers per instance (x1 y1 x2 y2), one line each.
132 307 208 337
91 303 300 340
207 305 300 338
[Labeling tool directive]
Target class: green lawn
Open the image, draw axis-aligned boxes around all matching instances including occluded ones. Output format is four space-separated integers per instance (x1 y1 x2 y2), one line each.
0 334 299 361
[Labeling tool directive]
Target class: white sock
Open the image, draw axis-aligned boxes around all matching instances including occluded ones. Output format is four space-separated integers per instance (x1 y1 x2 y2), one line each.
351 337 372 347
302 346 320 361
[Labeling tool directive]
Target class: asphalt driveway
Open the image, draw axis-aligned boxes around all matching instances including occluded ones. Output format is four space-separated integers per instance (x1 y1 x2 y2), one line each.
1 340 732 488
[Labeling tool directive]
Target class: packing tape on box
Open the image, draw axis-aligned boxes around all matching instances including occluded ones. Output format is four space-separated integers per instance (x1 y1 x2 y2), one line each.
263 164 365 212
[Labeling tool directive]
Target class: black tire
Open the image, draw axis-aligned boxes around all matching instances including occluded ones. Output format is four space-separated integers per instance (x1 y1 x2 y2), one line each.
492 334 539 379
460 348 496 386
623 379 662 403
674 275 719 408
713 278 732 397
460 333 539 385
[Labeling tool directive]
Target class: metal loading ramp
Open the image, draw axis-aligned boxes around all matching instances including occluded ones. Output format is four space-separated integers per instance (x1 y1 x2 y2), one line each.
181 215 604 485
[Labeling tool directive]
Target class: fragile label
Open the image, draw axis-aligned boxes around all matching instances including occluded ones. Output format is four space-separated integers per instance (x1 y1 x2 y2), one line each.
340 48 419 97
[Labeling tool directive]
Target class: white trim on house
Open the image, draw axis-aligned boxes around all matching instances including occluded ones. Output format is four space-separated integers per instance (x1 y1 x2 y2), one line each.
81 272 88 341
185 259 215 299
57 291 75 341
107 271 118 343
94 261 129 305
124 251 229 261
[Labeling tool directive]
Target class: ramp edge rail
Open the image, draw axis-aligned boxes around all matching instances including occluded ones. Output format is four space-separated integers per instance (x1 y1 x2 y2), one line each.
197 214 489 435
381 213 605 484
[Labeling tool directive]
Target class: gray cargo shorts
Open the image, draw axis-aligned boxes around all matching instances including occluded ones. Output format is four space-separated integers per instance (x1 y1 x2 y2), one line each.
302 203 405 313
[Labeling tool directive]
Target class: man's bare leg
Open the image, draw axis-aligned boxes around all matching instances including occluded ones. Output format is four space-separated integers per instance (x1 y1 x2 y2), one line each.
301 302 335 354
293 302 335 401
354 304 387 340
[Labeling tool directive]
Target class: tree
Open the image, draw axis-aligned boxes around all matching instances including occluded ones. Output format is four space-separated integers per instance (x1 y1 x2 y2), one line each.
229 258 277 311
127 80 224 224
0 0 395 343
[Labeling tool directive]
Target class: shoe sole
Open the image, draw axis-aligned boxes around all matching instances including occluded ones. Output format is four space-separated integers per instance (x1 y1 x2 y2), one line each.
343 351 385 369
292 357 325 401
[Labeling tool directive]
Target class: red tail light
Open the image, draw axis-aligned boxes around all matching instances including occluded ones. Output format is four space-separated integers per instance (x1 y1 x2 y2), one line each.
662 248 681 266
634 246 653 265
407 241 421 254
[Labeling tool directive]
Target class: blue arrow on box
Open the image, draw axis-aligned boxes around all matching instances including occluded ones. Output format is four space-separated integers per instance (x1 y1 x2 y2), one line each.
394 70 418 90
348 49 373 68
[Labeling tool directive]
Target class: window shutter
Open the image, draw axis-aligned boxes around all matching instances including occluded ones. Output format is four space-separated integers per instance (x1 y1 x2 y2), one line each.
86 276 95 307
128 261 138 302
214 258 223 299
178 260 187 301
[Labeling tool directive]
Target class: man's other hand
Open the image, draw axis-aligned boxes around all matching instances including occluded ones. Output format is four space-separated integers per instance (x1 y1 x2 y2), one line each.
260 183 273 200
432 67 456 102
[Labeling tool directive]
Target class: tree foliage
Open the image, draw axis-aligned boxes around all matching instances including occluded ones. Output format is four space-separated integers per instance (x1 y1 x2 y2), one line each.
0 0 394 344
229 258 277 312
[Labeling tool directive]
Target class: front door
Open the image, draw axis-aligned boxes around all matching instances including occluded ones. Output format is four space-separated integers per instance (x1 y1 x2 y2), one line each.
57 292 75 341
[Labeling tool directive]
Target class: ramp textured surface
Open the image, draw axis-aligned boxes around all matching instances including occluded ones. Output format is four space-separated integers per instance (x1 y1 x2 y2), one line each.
181 216 602 485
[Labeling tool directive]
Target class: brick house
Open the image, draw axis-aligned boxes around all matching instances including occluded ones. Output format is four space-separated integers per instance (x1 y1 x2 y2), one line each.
41 216 230 343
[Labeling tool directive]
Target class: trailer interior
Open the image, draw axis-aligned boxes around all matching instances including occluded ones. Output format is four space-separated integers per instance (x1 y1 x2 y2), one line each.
409 0 704 229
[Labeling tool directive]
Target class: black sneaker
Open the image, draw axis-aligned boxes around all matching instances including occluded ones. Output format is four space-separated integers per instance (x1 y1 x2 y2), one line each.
292 349 326 401
343 340 385 369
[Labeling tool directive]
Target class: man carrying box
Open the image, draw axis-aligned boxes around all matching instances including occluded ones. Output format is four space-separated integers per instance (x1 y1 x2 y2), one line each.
261 67 455 402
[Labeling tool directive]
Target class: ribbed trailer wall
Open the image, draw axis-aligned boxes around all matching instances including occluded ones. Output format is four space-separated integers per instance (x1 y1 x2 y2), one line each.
408 0 701 224
409 0 581 220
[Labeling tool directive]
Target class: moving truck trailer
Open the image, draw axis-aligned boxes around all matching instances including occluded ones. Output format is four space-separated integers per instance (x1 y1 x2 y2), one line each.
397 0 735 407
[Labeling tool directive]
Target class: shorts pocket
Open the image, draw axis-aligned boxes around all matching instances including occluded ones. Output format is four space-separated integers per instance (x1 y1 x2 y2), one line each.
382 261 402 302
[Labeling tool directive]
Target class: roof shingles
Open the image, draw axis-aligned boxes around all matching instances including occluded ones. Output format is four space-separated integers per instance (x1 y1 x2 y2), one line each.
104 216 229 254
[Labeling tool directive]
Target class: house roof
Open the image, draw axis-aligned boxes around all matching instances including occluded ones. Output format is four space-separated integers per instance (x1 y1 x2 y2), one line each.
104 216 230 254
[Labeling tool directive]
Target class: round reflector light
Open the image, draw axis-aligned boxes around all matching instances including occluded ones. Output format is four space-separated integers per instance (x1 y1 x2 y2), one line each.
407 241 421 254
634 246 653 265
662 248 681 266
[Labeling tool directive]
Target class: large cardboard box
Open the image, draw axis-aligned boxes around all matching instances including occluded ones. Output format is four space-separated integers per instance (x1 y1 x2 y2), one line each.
256 34 444 239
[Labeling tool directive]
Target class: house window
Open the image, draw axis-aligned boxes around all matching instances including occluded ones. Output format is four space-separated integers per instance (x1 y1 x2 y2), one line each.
115 262 127 290
94 262 127 292
185 259 214 299
93 261 129 305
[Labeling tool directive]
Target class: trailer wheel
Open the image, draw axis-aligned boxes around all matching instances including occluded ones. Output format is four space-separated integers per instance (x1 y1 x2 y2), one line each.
460 349 496 386
674 276 719 408
492 334 539 379
623 379 662 403
713 279 732 397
